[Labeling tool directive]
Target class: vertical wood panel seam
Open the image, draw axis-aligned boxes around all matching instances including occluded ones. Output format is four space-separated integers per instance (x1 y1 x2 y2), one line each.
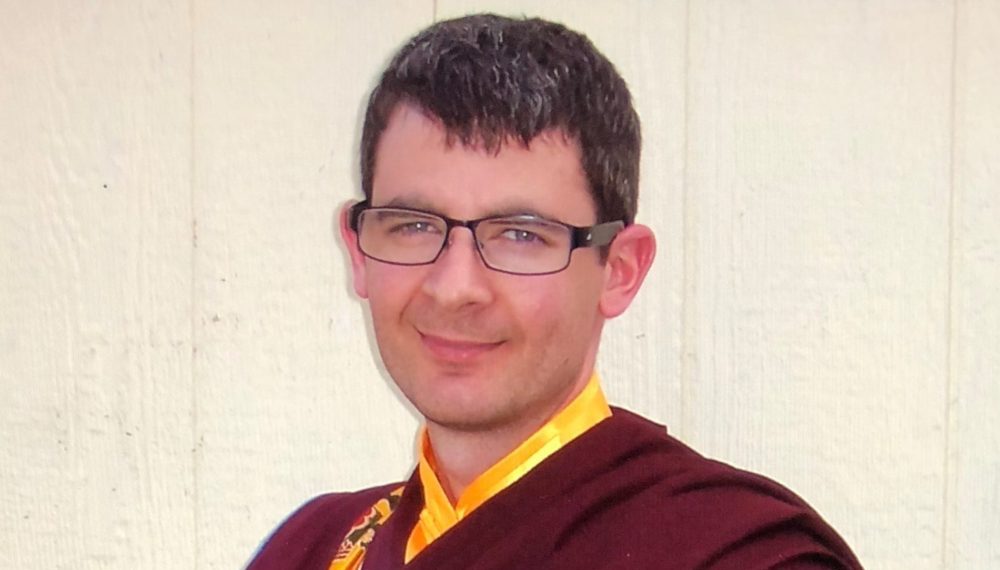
679 0 693 438
941 0 960 567
189 0 200 567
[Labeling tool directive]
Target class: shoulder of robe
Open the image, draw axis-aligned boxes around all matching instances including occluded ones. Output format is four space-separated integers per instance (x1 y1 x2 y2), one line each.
645 460 862 569
564 408 862 569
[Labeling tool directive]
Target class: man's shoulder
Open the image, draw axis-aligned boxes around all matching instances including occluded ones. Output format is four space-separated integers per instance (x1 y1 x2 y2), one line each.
246 482 404 570
557 407 862 568
600 407 822 500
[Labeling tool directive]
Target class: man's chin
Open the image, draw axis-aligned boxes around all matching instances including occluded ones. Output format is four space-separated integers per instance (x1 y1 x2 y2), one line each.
418 399 524 434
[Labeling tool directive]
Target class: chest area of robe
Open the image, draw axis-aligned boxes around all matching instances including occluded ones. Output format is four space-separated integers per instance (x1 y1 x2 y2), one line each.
358 410 860 570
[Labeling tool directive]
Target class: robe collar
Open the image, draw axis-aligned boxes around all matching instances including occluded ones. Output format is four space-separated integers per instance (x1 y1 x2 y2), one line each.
406 372 612 562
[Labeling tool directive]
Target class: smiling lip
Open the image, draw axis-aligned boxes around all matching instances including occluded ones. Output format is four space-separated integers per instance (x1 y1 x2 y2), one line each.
419 332 503 362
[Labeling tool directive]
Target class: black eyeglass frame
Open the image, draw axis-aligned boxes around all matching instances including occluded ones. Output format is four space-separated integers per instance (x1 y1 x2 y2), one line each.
348 200 626 276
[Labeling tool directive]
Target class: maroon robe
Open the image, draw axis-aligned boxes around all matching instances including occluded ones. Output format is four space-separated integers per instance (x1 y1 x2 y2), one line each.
248 408 861 569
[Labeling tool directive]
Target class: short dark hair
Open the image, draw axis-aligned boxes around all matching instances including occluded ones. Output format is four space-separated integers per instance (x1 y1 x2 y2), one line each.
360 13 642 224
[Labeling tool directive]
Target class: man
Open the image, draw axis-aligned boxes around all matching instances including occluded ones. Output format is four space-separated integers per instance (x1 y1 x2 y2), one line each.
249 14 860 570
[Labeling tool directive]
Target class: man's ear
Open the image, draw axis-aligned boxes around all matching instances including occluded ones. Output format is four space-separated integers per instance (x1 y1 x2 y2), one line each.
338 203 369 299
599 223 656 318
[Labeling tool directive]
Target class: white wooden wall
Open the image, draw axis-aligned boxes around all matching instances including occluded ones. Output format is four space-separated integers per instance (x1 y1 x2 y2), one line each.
1 1 996 568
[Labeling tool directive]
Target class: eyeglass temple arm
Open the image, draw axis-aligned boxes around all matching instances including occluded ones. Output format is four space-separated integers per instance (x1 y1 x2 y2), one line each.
348 200 370 231
573 221 625 248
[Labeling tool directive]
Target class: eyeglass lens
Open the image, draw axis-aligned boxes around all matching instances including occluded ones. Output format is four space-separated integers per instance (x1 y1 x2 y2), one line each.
357 208 574 274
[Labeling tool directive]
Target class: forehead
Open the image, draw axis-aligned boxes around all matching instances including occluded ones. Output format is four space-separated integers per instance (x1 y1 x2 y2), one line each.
371 104 597 224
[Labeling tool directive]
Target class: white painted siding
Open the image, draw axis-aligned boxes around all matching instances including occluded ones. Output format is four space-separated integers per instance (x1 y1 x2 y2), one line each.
946 1 1000 567
0 1 995 568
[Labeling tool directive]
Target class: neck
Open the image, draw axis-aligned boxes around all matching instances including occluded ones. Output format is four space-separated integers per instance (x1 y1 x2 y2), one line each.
424 364 598 502
424 421 534 502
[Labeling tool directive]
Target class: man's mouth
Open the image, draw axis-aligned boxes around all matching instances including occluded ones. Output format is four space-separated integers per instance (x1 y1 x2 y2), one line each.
418 331 504 362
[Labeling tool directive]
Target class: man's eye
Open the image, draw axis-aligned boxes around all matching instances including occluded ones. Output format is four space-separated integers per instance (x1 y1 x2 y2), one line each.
500 228 546 244
390 221 438 234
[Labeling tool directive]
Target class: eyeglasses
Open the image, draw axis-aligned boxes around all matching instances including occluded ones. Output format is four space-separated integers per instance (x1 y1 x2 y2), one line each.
349 200 624 276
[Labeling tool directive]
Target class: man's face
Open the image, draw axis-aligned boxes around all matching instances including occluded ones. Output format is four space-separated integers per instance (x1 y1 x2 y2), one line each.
345 104 609 434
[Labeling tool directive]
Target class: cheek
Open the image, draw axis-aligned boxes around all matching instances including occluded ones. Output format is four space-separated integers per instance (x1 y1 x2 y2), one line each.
503 274 600 337
365 265 423 321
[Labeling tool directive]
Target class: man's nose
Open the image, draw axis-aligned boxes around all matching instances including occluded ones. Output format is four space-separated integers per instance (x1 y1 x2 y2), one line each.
420 227 494 308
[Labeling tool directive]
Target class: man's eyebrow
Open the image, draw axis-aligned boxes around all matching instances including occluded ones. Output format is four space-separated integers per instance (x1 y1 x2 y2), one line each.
381 195 438 211
480 204 556 220
379 195 561 221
